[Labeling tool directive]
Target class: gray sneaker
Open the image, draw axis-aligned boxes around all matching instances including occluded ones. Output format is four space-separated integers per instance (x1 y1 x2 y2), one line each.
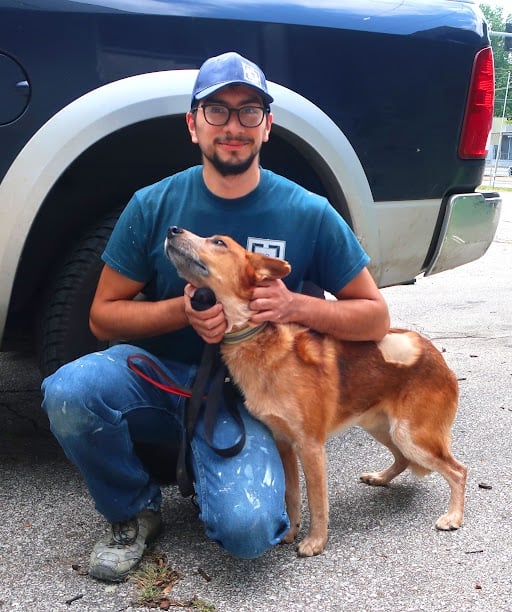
88 509 162 582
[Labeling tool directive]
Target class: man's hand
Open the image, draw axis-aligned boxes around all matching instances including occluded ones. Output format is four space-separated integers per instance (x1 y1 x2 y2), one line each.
184 284 227 343
249 269 390 342
249 279 295 324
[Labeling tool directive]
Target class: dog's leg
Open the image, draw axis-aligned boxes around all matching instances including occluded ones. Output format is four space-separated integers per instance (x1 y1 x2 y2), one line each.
391 421 467 530
276 439 301 544
428 454 467 530
296 442 329 557
360 426 409 486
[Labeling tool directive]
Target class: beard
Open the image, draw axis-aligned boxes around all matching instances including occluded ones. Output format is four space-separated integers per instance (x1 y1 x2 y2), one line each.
202 138 260 176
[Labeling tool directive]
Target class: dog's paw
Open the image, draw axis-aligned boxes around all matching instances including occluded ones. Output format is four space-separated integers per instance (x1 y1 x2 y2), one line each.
296 535 327 557
282 523 300 544
360 471 389 486
435 512 463 531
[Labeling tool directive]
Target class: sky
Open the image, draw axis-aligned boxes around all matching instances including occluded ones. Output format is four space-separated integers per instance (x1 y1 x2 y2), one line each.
482 0 512 13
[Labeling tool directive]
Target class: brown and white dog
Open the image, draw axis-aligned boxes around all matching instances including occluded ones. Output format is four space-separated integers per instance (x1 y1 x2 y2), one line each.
164 226 467 557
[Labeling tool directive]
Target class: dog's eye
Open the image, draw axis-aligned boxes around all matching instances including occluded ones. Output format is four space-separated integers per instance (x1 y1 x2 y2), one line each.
212 238 227 247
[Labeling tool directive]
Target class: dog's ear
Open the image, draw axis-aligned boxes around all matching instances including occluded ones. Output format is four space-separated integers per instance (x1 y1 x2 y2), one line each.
247 252 292 281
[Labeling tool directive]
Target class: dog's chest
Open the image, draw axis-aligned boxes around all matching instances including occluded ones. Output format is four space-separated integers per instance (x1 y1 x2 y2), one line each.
221 334 294 417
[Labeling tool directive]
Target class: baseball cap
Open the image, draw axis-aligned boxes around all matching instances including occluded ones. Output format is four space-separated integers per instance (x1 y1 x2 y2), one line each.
191 52 273 107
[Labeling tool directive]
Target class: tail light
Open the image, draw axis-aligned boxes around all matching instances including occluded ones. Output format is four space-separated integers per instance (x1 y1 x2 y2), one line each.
459 47 495 159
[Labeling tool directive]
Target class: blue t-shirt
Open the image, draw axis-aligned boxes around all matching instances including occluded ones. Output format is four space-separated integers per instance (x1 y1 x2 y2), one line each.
102 166 369 363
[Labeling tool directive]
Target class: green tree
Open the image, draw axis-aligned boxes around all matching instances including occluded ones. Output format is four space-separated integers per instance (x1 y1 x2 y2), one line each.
480 3 512 119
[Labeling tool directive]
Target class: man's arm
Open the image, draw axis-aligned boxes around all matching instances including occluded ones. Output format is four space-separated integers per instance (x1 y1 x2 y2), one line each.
89 265 187 341
89 265 227 343
90 264 388 345
248 267 390 342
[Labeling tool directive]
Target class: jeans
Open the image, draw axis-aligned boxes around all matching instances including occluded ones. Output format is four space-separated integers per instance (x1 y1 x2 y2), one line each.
41 344 289 559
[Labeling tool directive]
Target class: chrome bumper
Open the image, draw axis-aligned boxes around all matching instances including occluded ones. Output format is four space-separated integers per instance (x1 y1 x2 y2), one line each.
425 192 502 276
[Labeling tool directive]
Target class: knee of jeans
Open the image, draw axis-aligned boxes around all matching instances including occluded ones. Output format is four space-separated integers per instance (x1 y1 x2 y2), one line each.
42 359 115 437
206 506 288 559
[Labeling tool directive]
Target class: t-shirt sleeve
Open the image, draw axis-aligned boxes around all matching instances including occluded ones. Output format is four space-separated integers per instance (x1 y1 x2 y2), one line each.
308 203 370 294
101 193 152 283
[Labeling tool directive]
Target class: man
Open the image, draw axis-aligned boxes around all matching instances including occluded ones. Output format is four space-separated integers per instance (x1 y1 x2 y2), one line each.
42 52 390 582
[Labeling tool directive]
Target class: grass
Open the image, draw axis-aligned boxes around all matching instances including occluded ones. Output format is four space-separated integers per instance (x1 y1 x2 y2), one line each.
479 184 512 192
130 551 216 611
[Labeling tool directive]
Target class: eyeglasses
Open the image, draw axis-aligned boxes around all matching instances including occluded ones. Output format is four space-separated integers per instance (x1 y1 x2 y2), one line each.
194 104 268 128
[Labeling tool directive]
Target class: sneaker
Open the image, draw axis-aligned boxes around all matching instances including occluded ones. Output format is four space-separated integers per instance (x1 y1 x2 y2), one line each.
88 509 162 582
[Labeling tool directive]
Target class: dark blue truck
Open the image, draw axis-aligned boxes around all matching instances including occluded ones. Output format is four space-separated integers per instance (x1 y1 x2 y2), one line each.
0 0 502 374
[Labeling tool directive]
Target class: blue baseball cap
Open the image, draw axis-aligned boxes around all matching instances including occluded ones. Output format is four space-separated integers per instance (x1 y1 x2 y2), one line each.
191 52 273 108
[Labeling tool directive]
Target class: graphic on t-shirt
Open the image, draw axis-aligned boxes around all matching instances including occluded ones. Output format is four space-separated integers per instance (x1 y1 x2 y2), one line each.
247 237 286 260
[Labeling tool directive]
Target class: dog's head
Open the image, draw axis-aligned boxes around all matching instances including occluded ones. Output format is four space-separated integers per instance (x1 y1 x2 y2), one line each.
164 226 291 331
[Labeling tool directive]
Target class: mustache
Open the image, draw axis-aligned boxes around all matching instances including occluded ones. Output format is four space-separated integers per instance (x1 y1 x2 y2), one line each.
214 136 252 144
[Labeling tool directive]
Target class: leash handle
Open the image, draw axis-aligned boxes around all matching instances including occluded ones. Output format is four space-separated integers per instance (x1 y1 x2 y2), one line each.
190 287 216 311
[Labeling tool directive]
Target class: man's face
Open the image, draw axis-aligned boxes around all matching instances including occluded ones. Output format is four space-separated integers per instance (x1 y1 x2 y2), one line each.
186 84 272 177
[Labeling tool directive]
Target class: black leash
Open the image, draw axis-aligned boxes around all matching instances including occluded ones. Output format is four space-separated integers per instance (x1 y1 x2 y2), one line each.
127 288 246 497
176 342 245 497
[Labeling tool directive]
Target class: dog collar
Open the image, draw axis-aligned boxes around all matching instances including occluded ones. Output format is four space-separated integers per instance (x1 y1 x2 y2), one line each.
223 322 268 345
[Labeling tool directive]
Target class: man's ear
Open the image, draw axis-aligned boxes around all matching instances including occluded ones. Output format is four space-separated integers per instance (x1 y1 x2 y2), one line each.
247 251 292 281
262 112 273 143
186 111 198 144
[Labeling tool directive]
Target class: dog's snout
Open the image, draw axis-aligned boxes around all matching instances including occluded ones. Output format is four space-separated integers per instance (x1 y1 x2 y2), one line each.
167 226 183 239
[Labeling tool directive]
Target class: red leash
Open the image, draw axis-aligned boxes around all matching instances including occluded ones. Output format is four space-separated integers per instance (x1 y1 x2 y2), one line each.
127 353 200 399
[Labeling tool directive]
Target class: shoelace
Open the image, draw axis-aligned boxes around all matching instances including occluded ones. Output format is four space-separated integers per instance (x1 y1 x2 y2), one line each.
111 517 138 545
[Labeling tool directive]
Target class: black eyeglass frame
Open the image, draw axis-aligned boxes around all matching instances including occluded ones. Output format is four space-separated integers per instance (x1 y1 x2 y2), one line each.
192 103 270 128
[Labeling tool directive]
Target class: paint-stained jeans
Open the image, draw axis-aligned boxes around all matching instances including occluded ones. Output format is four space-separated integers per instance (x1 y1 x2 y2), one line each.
41 344 289 559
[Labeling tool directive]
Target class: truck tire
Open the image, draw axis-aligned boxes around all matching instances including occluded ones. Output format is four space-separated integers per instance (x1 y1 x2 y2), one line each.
38 208 122 377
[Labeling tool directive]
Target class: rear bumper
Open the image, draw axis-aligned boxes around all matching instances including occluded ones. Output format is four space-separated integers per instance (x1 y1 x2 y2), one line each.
425 192 502 276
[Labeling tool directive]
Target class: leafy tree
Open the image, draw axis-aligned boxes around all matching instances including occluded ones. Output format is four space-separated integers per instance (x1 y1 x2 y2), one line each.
480 3 512 119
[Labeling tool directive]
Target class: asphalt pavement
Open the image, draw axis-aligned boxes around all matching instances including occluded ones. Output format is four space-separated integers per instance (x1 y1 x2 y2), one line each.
0 194 511 612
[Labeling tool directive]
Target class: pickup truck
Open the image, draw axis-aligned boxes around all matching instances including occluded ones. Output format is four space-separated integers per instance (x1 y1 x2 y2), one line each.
0 0 502 376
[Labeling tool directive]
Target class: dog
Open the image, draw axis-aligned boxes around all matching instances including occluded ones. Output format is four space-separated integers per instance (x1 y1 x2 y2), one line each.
164 226 467 557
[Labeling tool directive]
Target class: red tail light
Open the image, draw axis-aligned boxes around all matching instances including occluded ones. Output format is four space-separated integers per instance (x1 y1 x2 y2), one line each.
459 47 495 159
